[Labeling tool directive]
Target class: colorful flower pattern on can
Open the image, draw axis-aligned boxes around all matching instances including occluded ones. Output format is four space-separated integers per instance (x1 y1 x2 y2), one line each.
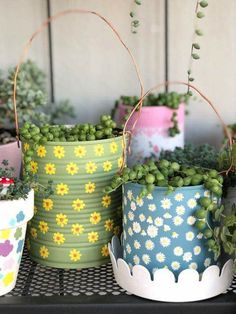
0 223 26 291
122 183 216 276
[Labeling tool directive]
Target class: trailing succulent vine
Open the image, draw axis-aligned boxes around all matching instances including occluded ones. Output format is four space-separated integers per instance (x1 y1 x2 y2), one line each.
0 160 52 200
187 0 208 92
114 92 189 137
130 0 142 33
20 115 119 179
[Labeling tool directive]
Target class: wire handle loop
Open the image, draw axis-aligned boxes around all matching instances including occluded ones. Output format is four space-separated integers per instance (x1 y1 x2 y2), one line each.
12 8 144 144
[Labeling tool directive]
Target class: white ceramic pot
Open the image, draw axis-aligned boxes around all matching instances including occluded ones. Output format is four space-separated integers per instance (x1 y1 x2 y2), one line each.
0 190 34 296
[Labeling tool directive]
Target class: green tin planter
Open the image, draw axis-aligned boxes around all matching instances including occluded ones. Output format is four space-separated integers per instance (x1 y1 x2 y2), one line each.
24 136 124 268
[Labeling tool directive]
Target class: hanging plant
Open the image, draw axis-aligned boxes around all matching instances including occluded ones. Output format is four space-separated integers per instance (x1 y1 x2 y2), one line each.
187 0 209 91
130 0 142 33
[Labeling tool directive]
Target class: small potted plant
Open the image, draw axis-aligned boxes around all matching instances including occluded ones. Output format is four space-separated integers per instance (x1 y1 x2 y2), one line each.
0 60 75 177
105 159 224 275
0 160 34 296
112 92 189 166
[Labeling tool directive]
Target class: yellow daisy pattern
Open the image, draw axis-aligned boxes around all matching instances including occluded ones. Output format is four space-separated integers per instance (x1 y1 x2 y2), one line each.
56 183 69 196
53 232 65 245
37 145 47 158
88 231 99 243
69 249 82 262
66 162 79 175
72 199 85 211
30 161 38 174
53 146 65 159
56 213 68 227
74 146 86 158
90 212 101 225
104 219 114 231
94 144 104 157
30 227 37 239
86 161 97 174
117 156 124 168
85 182 96 194
71 223 84 236
102 195 111 208
103 161 112 172
101 244 109 257
39 246 49 259
43 198 53 211
38 221 49 234
44 163 56 175
23 142 30 152
110 141 118 153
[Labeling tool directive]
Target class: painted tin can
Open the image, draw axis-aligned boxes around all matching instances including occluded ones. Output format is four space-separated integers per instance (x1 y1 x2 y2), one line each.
122 183 217 276
115 104 185 166
0 190 34 296
24 137 123 269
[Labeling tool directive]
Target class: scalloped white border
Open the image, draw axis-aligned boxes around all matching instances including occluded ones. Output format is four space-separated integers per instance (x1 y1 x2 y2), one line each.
109 236 234 302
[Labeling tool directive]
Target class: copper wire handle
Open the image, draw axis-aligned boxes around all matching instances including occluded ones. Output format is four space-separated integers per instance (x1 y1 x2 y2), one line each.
12 8 144 143
121 81 232 170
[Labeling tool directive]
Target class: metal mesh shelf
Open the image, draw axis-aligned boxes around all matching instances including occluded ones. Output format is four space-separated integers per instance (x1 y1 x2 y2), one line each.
0 249 235 314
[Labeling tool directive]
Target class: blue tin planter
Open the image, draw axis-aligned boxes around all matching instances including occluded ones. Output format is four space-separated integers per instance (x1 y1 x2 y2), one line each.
122 182 218 276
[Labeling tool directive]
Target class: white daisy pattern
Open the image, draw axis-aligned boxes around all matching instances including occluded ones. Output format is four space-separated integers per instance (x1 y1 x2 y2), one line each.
161 198 172 210
185 231 195 241
139 214 146 222
154 217 164 227
164 224 171 232
130 201 136 211
176 205 185 216
128 211 134 221
123 185 216 276
147 194 153 200
156 252 166 263
147 225 158 238
193 246 201 255
187 198 197 209
127 190 133 201
173 216 183 226
160 237 171 247
204 190 210 197
189 262 198 270
133 222 141 233
173 246 183 256
133 255 140 265
134 240 141 249
145 240 154 250
204 258 211 267
148 204 156 212
183 252 192 262
194 192 201 199
187 216 196 225
175 193 184 202
142 254 151 265
126 244 131 254
136 197 144 207
171 261 180 270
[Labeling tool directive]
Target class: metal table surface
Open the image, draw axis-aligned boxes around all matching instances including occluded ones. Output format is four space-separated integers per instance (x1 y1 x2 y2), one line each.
0 250 235 314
